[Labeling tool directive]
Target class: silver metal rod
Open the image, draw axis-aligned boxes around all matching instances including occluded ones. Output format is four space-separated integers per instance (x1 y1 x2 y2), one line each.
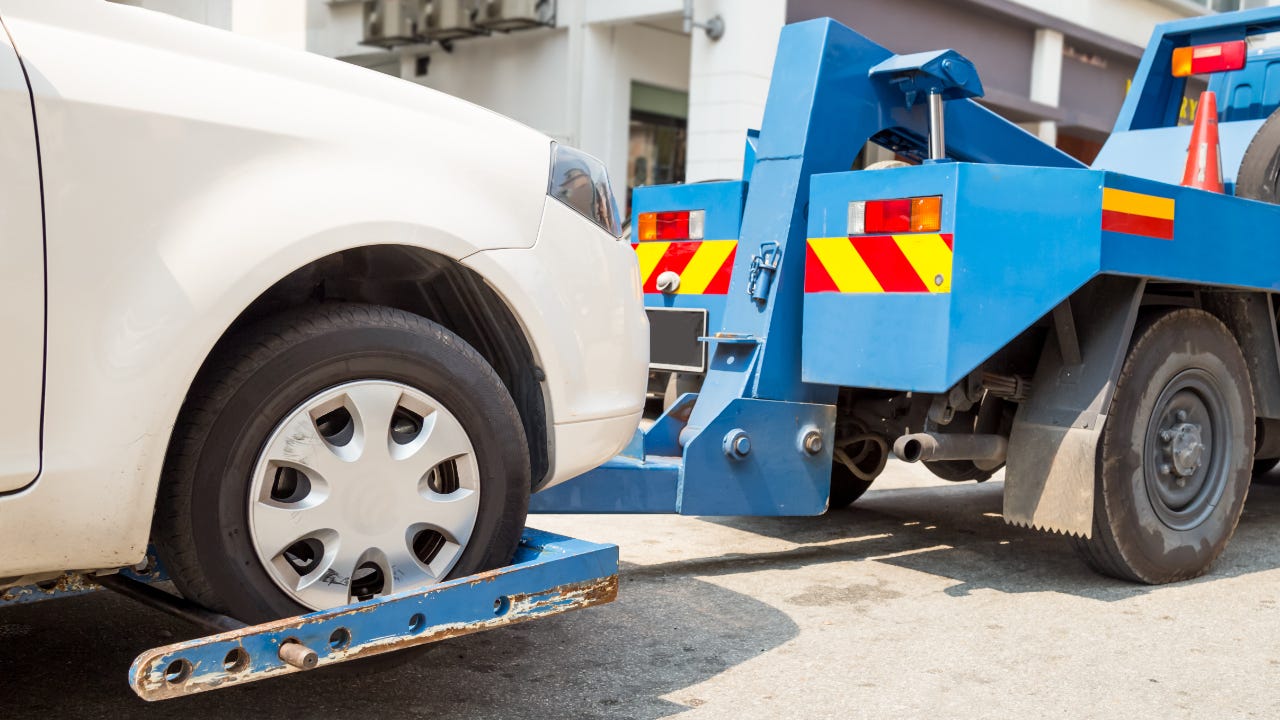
893 432 1007 466
928 91 946 160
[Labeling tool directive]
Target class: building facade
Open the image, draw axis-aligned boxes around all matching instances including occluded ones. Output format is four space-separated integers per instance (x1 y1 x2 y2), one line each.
114 0 1279 211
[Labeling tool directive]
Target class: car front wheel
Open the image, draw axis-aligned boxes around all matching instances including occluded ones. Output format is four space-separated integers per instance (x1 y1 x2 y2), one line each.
152 303 530 622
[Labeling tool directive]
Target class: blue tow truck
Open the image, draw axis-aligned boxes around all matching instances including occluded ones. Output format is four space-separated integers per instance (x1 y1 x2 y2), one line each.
536 6 1280 587
13 6 1280 701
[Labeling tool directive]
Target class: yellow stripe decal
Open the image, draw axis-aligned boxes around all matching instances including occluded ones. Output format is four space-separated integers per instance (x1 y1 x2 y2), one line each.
809 237 883 293
894 234 952 293
676 240 736 294
1102 187 1175 220
634 241 669 287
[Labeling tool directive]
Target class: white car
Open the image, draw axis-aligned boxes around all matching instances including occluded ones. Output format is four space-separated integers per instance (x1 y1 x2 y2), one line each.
0 0 646 622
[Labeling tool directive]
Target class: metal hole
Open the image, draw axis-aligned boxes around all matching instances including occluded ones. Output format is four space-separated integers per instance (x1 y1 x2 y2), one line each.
270 466 312 503
222 647 249 673
328 627 352 651
493 596 510 616
350 561 385 602
390 407 424 445
315 407 354 446
163 658 192 684
283 538 325 577
409 613 426 633
425 460 461 495
411 528 447 566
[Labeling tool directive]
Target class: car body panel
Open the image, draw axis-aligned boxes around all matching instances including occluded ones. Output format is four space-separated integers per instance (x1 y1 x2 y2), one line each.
0 18 43 494
0 0 644 576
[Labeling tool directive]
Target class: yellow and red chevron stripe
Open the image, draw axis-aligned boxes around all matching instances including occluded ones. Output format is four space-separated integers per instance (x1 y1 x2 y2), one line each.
1101 188 1175 240
805 234 953 293
633 240 737 295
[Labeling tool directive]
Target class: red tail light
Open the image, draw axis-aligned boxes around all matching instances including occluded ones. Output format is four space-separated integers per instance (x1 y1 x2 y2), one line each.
638 210 706 241
848 197 942 235
1172 40 1246 77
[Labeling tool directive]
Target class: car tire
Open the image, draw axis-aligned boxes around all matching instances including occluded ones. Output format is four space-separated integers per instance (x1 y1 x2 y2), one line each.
1072 309 1253 584
152 303 530 623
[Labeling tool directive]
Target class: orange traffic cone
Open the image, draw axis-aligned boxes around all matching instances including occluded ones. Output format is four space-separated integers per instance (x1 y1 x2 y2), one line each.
1181 90 1223 193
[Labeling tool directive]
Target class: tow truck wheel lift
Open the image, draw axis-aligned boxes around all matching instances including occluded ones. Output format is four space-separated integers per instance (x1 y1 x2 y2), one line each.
13 7 1280 701
1 530 616 700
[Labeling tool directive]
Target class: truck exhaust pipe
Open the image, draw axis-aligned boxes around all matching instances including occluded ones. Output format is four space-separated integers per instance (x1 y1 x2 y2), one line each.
893 433 1008 470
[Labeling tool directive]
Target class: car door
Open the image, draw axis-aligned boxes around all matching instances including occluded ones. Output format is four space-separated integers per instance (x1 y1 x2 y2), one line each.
0 15 45 492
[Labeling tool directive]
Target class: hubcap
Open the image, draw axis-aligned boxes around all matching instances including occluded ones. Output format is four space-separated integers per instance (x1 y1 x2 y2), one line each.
248 380 480 610
1143 369 1230 531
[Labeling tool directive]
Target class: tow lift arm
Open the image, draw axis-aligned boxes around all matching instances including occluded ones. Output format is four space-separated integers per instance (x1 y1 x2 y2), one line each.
2 529 617 701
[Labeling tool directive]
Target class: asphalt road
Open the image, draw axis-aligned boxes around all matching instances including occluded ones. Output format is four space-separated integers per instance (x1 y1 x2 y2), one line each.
5 461 1280 719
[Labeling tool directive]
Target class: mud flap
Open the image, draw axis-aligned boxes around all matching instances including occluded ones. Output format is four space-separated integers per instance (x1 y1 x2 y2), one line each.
1004 276 1145 536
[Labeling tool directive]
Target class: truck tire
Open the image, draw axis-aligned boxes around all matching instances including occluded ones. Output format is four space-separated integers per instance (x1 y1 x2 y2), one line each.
1237 106 1280 203
1073 308 1253 584
828 463 874 510
152 303 530 623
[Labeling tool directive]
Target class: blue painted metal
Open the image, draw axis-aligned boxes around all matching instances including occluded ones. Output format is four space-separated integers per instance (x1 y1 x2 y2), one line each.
742 128 760 182
1214 47 1280 122
1096 7 1280 186
541 9 1280 518
868 49 984 106
127 529 617 701
0 553 166 607
536 19 1080 516
801 163 1280 390
634 180 747 367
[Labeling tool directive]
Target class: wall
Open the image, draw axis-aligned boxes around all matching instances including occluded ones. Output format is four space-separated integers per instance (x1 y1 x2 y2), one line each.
686 0 787 181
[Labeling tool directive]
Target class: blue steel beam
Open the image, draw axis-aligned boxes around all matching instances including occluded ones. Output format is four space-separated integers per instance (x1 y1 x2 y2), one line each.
127 530 617 701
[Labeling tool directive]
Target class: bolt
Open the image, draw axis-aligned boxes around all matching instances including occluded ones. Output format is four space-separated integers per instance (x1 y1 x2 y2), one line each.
1160 429 1174 443
801 430 823 455
934 274 944 287
1176 409 1188 423
1159 463 1172 475
723 429 751 459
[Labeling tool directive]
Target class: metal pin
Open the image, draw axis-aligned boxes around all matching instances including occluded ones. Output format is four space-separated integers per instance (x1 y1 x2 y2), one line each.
279 641 318 670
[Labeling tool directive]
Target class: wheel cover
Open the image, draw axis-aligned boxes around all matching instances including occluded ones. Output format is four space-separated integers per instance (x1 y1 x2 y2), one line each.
1142 369 1231 531
248 380 481 610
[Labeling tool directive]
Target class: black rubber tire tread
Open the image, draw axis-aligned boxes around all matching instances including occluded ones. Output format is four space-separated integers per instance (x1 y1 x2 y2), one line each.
1236 106 1280 203
152 302 530 622
1072 308 1253 584
827 463 874 510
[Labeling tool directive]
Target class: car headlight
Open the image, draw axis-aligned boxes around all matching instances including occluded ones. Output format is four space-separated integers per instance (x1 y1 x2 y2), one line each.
547 143 623 238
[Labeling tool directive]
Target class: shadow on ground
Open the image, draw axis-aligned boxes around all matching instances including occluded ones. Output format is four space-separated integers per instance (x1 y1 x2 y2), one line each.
0 571 794 720
699 475 1280 601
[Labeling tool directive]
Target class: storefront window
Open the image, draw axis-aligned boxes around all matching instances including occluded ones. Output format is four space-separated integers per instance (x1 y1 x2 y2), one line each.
627 83 688 218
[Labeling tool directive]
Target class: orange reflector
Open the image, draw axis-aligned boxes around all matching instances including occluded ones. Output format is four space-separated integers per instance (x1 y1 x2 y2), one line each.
1172 40 1246 77
638 212 658 241
910 197 942 233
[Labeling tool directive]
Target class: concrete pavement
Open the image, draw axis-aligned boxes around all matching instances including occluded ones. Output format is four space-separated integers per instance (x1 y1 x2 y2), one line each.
4 461 1280 718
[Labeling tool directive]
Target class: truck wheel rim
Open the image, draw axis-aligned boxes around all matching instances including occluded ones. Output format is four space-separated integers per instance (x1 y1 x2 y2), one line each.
247 380 481 610
1142 369 1230 531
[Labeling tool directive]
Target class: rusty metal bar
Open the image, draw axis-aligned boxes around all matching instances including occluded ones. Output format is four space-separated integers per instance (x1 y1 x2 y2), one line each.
128 529 619 701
